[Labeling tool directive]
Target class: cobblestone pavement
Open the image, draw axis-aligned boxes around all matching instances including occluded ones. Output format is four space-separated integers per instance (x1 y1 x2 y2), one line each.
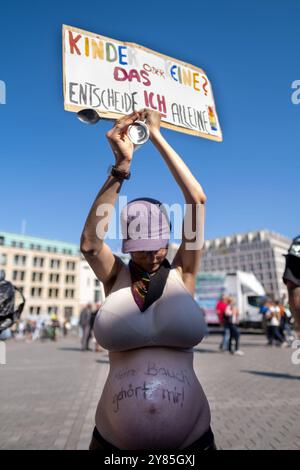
0 333 299 450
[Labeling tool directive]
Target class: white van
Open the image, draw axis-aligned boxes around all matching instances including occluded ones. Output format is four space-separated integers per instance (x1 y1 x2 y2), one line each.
195 271 266 327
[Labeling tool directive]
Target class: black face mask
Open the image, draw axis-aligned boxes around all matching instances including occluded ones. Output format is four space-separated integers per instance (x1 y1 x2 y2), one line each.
129 258 171 312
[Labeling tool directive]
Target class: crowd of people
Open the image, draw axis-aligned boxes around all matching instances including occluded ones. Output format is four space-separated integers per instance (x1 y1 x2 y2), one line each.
259 300 294 346
1 303 104 349
2 297 295 353
5 312 65 342
216 294 295 354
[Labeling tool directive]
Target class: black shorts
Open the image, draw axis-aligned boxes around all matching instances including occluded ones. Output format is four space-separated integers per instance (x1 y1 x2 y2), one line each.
89 425 217 451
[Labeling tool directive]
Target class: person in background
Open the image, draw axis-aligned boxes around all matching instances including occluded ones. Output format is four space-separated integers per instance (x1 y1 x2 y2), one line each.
277 300 287 339
63 319 71 337
283 235 300 336
32 316 43 341
50 313 60 341
24 320 33 343
281 304 295 346
216 294 229 351
224 297 244 356
79 303 93 351
15 320 25 340
260 300 271 342
266 302 284 346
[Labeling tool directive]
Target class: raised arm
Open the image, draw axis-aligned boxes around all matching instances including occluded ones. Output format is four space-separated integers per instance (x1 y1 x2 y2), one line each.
138 109 206 295
80 111 139 295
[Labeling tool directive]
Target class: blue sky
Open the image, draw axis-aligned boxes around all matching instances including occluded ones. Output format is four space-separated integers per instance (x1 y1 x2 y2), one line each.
0 0 299 251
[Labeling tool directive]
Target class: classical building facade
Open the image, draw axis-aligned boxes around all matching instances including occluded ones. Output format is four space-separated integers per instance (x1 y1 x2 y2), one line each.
0 231 100 320
79 259 106 309
200 230 291 301
166 231 291 301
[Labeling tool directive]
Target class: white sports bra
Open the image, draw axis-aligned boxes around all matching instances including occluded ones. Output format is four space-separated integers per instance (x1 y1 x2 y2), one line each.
94 263 207 352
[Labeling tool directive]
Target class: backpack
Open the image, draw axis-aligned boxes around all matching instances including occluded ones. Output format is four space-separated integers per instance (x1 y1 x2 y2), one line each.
0 280 26 332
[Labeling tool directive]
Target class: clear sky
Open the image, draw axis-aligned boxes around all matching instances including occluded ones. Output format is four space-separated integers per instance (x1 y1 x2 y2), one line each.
0 0 299 251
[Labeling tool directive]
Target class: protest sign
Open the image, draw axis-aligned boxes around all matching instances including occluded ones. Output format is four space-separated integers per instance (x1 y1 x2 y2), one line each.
63 25 222 141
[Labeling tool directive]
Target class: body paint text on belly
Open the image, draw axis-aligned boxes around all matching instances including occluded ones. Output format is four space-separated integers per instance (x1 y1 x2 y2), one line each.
112 381 185 412
145 362 191 386
113 381 150 412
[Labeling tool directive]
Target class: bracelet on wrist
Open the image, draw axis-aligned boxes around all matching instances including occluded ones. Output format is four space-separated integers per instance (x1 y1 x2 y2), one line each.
107 164 131 180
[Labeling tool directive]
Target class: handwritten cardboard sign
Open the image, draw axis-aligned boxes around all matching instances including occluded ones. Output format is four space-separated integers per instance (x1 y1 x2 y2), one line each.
63 25 222 141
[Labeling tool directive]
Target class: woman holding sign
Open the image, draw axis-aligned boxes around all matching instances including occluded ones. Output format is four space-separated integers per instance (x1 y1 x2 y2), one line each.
80 109 215 450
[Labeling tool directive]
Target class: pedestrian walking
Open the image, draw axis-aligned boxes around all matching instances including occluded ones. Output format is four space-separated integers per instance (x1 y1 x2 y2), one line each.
266 302 285 346
216 294 229 351
79 304 93 351
224 297 244 356
50 313 60 341
259 299 270 338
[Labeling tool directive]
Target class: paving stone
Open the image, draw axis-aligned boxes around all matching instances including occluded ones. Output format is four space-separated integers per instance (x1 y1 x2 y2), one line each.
1 333 300 449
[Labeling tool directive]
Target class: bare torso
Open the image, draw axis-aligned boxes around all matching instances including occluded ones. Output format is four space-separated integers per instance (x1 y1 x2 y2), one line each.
94 262 211 450
95 346 211 450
